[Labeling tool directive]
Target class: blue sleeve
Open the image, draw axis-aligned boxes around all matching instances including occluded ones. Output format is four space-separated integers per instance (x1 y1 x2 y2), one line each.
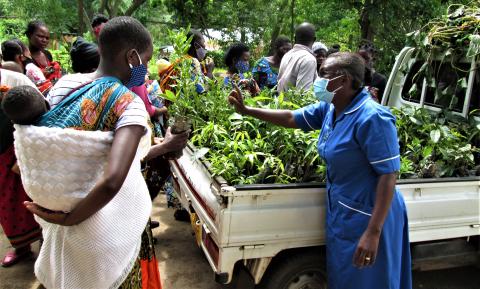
223 76 230 87
356 108 401 175
191 72 206 94
293 102 330 132
195 83 205 94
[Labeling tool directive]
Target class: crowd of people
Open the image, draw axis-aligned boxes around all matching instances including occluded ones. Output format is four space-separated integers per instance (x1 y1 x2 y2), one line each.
0 15 407 289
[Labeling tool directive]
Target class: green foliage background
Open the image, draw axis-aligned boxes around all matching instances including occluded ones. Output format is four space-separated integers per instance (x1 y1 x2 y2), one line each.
1 1 479 183
0 0 476 73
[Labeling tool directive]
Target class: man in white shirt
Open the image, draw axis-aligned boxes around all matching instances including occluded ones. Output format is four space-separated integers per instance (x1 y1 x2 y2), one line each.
277 23 317 92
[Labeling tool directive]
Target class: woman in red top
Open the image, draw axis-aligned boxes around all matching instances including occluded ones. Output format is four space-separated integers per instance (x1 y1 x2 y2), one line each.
26 20 62 85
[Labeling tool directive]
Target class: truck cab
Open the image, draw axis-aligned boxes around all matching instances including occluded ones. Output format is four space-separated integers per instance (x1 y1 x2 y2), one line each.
382 46 480 121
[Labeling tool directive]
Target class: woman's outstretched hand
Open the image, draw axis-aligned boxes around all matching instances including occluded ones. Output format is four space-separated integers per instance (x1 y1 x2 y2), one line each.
238 78 260 96
228 83 247 114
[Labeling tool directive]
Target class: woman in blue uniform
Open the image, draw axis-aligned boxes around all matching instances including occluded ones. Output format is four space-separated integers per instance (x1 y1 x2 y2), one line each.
228 52 412 289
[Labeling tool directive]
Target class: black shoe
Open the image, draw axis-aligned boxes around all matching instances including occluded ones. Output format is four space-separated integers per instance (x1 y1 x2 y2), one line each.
173 209 190 222
150 220 160 229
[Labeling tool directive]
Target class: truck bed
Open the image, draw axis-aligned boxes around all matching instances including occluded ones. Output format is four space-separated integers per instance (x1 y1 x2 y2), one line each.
169 144 480 279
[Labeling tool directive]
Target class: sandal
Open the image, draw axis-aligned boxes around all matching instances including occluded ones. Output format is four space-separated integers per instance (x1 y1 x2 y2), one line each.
1 248 33 267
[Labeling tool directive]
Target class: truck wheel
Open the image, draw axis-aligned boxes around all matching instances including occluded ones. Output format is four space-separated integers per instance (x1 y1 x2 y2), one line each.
258 251 327 289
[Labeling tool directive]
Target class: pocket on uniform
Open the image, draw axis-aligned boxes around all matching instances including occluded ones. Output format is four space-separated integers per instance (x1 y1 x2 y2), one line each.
336 195 372 241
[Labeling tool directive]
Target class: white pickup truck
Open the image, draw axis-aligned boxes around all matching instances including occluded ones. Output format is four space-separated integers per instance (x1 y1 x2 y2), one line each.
169 47 480 289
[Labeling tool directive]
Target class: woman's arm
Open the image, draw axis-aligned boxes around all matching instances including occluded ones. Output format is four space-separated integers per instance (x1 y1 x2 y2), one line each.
152 106 168 119
228 84 298 128
353 173 396 268
143 127 190 161
25 125 145 226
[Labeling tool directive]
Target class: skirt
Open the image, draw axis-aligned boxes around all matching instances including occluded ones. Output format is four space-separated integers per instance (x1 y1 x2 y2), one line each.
119 220 162 289
0 145 42 248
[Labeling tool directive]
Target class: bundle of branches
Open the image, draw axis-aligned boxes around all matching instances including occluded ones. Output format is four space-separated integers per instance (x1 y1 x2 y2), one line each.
408 4 480 57
404 4 480 109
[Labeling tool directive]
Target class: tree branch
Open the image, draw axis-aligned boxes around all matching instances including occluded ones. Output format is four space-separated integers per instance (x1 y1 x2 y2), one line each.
77 0 85 34
99 0 108 14
145 19 176 27
124 0 147 16
105 0 113 18
83 7 94 35
111 0 123 17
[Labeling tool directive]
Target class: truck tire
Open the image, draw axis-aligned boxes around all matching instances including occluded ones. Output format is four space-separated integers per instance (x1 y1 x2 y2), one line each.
257 251 327 289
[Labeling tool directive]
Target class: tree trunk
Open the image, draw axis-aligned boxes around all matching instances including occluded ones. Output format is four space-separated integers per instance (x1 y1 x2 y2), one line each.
77 0 85 35
111 0 123 17
359 1 374 42
269 0 290 54
83 7 94 35
99 0 108 15
290 0 295 41
240 29 246 43
105 0 113 18
124 0 147 16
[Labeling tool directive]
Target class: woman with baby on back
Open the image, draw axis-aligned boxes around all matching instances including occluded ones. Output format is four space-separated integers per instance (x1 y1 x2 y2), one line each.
11 16 189 289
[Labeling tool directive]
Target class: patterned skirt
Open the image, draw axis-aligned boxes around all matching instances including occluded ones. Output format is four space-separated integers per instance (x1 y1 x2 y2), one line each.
0 145 42 248
119 220 162 289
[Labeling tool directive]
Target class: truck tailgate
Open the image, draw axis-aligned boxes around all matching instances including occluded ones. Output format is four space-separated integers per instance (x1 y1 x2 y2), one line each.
169 145 229 246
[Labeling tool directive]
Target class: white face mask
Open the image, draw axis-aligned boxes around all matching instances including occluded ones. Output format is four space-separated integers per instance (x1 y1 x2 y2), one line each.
313 75 343 104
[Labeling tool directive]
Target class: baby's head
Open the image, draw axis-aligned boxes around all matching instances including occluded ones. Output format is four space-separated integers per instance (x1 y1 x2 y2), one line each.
1 85 49 125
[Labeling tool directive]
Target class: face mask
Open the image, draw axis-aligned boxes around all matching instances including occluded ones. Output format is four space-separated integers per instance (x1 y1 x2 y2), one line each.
126 50 148 88
313 75 343 104
235 60 250 73
195 45 207 61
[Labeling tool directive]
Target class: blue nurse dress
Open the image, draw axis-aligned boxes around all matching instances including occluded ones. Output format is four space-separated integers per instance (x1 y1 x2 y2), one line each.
293 89 412 289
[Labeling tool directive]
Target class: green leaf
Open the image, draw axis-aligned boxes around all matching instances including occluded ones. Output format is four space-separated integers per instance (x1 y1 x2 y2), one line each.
191 147 210 161
229 113 243 121
408 83 418 97
458 77 467 89
422 146 433 158
163 90 177 102
430 129 441 143
409 116 422 125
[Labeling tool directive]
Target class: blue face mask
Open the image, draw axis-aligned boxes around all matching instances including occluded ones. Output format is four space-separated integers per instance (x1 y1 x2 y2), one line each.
195 42 207 61
313 75 343 104
126 50 148 88
235 60 250 73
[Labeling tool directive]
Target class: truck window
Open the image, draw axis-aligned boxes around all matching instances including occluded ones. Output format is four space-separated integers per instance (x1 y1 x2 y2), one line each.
423 61 470 112
401 60 471 113
401 61 423 104
469 70 480 115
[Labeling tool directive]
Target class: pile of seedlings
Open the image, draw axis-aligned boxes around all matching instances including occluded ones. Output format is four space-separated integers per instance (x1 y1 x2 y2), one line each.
161 24 479 185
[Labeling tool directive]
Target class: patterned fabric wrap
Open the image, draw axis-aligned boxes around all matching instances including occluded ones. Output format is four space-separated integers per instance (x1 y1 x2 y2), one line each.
38 77 135 130
252 57 279 89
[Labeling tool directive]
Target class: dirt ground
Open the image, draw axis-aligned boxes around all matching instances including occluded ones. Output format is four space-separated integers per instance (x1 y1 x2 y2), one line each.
0 195 228 289
0 195 479 289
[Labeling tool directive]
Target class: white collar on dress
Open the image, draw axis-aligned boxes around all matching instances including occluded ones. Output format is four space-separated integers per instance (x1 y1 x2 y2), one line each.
344 90 371 114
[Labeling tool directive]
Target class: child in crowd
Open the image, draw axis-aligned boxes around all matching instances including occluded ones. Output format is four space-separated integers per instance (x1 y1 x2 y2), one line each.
145 77 167 137
1 85 49 125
